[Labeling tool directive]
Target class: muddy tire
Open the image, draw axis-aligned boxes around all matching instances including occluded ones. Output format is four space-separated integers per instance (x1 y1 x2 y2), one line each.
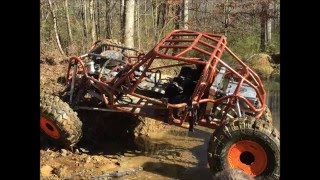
260 106 273 124
40 92 82 148
207 116 280 179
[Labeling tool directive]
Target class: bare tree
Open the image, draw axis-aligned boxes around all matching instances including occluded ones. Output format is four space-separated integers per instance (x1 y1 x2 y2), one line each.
157 1 168 29
143 0 148 36
65 0 73 43
120 0 125 32
223 0 231 36
266 2 273 44
174 0 181 29
105 0 112 38
124 0 135 48
81 0 88 38
267 17 272 44
47 0 66 57
40 0 280 58
260 1 267 51
151 0 158 44
136 0 141 49
90 0 97 42
183 0 188 29
96 0 101 39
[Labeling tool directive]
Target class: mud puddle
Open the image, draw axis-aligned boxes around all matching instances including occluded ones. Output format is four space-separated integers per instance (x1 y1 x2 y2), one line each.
120 125 214 180
41 121 214 180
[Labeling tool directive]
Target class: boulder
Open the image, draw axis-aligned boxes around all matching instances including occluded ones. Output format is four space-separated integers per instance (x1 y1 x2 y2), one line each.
245 53 274 79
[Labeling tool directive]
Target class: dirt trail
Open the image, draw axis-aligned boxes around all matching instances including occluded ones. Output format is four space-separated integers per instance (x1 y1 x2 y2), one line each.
40 61 215 179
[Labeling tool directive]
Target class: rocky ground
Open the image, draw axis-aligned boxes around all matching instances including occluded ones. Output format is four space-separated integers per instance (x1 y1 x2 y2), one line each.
40 60 215 180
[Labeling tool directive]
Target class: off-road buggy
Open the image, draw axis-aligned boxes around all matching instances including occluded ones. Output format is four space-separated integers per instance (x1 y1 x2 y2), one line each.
40 30 279 179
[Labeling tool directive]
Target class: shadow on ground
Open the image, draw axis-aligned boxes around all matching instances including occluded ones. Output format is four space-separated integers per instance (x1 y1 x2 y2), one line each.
142 162 186 179
40 111 140 155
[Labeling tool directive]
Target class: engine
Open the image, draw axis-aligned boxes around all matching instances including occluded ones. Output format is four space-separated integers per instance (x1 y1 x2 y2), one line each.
206 67 260 121
209 67 258 108
85 50 124 81
225 81 258 108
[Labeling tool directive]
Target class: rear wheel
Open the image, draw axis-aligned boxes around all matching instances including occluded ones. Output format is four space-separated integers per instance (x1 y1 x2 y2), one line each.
207 116 280 179
40 92 82 148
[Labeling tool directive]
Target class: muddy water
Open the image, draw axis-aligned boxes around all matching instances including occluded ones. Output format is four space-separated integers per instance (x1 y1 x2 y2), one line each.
113 125 214 180
265 81 280 131
267 89 280 130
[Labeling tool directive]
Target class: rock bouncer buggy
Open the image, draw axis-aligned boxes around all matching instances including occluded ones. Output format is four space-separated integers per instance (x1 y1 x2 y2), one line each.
40 30 280 179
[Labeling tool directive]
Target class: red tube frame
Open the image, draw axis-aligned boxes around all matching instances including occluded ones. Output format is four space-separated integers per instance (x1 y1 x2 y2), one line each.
67 30 267 129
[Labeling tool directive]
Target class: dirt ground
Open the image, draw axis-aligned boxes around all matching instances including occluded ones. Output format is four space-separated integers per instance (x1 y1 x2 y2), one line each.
40 61 215 180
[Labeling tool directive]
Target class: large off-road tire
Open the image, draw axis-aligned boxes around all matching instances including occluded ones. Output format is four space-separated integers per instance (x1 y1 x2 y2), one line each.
207 116 280 179
40 92 82 148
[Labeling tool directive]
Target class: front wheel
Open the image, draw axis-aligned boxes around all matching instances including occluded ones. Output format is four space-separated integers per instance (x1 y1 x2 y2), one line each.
40 92 82 148
260 106 273 124
207 116 280 179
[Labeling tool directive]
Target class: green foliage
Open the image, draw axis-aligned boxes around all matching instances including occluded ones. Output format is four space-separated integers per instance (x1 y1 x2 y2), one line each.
227 33 261 60
263 80 280 92
225 27 280 61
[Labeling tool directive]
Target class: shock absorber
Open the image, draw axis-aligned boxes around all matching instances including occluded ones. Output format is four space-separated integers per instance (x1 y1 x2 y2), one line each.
188 101 199 132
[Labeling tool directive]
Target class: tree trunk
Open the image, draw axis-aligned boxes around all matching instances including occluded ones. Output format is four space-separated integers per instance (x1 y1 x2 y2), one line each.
90 0 97 42
153 0 158 44
267 18 272 44
105 0 111 38
82 0 88 38
48 0 66 57
183 0 188 29
144 0 147 38
96 0 100 39
273 1 279 31
223 0 230 36
260 3 267 52
124 0 135 49
136 0 141 49
157 2 167 29
266 2 273 45
120 0 125 34
65 0 73 44
156 2 161 28
174 1 181 29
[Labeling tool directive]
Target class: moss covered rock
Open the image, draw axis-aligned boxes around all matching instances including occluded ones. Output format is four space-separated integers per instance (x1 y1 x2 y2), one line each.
245 53 274 79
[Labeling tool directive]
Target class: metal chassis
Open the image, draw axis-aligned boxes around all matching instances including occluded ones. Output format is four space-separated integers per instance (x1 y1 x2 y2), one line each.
67 30 266 129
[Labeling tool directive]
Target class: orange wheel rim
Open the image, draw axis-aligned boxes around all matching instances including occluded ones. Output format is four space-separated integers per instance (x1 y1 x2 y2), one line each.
40 117 60 139
227 140 267 176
